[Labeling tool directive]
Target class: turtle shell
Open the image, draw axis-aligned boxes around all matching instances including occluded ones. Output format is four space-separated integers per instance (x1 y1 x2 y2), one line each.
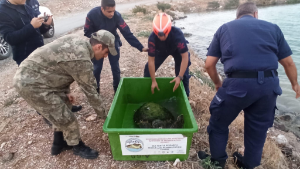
134 102 175 128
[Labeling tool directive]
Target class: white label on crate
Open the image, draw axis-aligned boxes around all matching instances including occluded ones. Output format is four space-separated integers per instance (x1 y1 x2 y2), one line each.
119 134 187 155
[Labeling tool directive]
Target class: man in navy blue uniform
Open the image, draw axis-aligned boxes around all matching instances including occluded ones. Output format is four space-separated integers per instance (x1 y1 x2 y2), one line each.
197 2 300 169
144 13 191 97
0 0 52 65
84 0 148 93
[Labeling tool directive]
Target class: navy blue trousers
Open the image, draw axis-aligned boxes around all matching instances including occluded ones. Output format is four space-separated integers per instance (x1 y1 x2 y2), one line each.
143 52 191 97
208 72 282 168
92 45 120 92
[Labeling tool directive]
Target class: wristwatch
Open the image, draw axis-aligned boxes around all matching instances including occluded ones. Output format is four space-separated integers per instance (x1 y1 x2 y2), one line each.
177 76 183 81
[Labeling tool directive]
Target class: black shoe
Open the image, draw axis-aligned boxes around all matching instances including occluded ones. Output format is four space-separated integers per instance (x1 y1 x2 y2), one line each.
51 131 73 155
233 152 252 169
71 105 82 112
198 151 210 160
198 151 226 169
96 87 100 94
73 141 99 159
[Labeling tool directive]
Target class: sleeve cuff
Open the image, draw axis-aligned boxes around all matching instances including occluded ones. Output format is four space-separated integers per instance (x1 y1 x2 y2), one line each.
278 51 293 61
138 44 144 52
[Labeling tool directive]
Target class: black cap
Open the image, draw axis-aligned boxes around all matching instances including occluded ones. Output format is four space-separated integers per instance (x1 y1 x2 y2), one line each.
101 0 115 8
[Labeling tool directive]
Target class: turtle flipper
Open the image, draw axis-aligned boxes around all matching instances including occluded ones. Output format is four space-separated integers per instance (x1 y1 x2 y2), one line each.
152 119 167 128
138 121 152 128
170 114 184 128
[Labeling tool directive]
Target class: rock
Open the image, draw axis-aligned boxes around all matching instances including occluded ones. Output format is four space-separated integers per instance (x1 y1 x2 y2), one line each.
292 151 300 160
150 11 156 14
238 147 245 156
189 148 197 158
274 122 289 132
276 134 288 145
102 134 108 141
278 115 292 122
82 126 86 129
0 142 6 149
111 162 117 169
173 158 181 167
166 10 186 20
28 141 32 145
189 100 196 108
183 33 192 38
86 114 97 121
281 146 293 157
2 152 14 162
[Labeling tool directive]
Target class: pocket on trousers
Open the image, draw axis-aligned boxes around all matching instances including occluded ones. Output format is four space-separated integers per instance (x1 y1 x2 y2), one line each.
209 95 224 120
273 86 282 96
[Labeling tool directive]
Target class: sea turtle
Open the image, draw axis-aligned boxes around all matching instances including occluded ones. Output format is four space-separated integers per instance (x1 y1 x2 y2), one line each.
134 102 184 128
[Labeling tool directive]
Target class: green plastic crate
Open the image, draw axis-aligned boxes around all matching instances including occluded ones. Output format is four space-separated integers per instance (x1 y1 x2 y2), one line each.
103 77 198 161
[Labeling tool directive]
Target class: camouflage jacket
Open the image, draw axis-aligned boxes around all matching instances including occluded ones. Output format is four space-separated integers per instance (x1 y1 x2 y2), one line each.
14 34 105 118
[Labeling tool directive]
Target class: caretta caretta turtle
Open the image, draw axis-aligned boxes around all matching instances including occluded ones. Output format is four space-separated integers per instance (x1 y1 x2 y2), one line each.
134 102 184 128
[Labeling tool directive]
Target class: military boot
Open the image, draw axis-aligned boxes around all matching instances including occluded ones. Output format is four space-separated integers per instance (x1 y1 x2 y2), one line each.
198 151 226 169
232 152 254 169
51 131 73 155
71 105 82 112
73 141 99 159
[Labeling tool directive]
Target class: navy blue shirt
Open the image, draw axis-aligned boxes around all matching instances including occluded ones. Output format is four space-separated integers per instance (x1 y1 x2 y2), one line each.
84 7 144 52
0 0 49 65
207 15 292 73
148 26 188 57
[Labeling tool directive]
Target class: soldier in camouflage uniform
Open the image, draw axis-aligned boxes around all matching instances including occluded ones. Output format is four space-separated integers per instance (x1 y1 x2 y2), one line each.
13 30 118 159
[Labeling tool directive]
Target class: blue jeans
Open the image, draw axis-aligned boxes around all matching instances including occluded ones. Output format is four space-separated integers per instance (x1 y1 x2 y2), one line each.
92 45 120 92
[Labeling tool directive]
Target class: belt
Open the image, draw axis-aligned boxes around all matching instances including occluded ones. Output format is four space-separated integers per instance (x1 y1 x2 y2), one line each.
227 70 278 78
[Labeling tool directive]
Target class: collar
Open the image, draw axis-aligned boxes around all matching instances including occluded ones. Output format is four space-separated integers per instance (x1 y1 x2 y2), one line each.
239 15 255 19
3 0 28 15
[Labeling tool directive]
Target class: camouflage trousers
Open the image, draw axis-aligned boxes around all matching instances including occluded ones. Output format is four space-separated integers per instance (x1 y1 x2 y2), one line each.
14 84 81 146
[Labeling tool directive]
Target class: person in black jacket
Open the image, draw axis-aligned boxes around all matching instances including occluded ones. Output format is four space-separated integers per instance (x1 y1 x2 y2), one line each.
0 0 52 65
0 0 82 125
84 0 148 93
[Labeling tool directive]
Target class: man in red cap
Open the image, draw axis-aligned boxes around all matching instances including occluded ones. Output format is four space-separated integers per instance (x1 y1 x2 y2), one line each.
144 13 191 97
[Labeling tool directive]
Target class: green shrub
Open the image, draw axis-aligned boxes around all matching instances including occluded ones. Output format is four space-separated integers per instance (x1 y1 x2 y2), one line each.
207 1 220 9
190 70 215 90
137 31 152 37
201 157 223 169
157 2 171 12
143 15 154 21
122 14 133 20
287 0 300 4
224 0 239 9
132 6 147 14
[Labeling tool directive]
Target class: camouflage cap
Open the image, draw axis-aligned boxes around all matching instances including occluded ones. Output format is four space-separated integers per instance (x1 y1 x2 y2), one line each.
91 30 118 56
